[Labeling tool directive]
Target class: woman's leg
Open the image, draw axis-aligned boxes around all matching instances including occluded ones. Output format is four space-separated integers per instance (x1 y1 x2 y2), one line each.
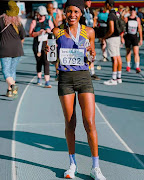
43 51 50 82
59 94 76 155
133 46 140 72
10 57 20 82
126 48 131 69
78 93 98 157
0 57 15 90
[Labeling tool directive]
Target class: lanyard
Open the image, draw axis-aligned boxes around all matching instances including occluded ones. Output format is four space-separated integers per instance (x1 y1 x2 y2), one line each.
68 23 81 46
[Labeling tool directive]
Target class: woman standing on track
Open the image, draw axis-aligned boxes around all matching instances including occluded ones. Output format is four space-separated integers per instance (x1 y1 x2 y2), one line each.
0 0 25 97
123 6 143 73
29 6 54 87
47 0 106 179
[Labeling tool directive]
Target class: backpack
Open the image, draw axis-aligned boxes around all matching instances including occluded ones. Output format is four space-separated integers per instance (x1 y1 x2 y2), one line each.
113 14 126 35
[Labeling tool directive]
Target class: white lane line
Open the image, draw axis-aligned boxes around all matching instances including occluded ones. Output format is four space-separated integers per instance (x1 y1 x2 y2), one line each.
95 103 144 168
12 76 36 180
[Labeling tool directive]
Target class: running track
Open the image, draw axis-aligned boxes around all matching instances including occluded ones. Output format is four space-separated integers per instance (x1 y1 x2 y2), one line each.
0 38 144 180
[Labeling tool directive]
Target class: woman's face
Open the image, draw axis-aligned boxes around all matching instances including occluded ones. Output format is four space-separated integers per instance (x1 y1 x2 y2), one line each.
37 13 45 20
66 6 82 26
130 10 136 16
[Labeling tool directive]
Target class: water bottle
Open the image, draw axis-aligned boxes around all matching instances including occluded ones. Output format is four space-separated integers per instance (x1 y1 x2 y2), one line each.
47 33 57 62
84 39 94 62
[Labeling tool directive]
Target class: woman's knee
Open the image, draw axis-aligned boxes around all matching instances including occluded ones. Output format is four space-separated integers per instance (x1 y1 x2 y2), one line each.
83 118 96 134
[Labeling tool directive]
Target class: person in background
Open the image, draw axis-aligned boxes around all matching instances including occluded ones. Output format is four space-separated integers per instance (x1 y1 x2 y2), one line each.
29 6 54 87
103 0 123 85
137 8 143 23
0 0 25 97
123 6 143 73
124 6 130 18
47 2 58 27
53 1 63 26
81 0 100 80
97 7 109 61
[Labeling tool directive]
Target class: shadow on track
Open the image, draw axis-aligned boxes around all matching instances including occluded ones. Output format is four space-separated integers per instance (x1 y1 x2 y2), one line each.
0 131 143 171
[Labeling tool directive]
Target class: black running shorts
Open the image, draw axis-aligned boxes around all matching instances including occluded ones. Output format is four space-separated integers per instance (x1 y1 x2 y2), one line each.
124 34 139 48
58 71 94 96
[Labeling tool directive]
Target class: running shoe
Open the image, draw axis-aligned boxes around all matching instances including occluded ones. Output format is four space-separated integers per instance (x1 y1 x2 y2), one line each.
90 167 106 180
6 90 13 97
104 79 117 85
11 84 18 95
136 67 141 73
44 81 52 88
91 74 101 80
117 78 122 84
64 164 77 179
126 66 131 72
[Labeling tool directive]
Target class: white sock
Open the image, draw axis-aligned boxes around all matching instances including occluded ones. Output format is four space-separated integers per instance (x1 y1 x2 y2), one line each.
112 72 117 80
117 71 122 79
127 62 131 67
90 67 95 75
135 62 140 68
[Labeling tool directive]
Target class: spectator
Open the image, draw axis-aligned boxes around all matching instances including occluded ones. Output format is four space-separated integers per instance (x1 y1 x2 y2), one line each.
137 8 143 23
103 0 123 85
47 2 58 27
123 6 143 73
53 1 63 26
29 6 54 87
0 0 25 97
97 8 109 61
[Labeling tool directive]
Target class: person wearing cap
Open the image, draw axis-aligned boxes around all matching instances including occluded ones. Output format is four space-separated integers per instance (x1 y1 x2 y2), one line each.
47 2 58 27
102 0 123 85
81 0 100 81
123 6 143 73
29 6 54 88
46 0 106 179
0 0 25 97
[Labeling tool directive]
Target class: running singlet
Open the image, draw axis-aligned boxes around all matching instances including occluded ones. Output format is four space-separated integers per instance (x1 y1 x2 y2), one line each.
57 24 89 72
127 17 138 35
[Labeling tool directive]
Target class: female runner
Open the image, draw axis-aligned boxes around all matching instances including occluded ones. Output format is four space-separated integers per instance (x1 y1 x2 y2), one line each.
47 0 106 179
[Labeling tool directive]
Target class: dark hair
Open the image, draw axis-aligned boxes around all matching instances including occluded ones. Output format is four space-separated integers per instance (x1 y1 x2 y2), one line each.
105 0 114 7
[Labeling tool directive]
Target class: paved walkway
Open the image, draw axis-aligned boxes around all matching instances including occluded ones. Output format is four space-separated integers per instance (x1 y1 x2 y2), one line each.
0 38 144 180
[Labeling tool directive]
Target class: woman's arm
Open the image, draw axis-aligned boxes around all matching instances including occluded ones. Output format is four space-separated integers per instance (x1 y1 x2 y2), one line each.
29 20 45 37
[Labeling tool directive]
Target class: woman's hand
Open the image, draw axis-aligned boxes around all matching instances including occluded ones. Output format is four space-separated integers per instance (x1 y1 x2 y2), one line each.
86 46 96 62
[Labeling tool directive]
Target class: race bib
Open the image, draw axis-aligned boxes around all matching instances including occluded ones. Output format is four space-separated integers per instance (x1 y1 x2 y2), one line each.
38 34 48 42
59 48 84 66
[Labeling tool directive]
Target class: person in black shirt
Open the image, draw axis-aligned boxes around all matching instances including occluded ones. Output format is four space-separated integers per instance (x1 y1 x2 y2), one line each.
102 0 123 85
0 0 25 97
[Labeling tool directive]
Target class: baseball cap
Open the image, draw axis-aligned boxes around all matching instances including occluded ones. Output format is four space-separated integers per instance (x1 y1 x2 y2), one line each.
130 6 136 11
37 6 48 16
